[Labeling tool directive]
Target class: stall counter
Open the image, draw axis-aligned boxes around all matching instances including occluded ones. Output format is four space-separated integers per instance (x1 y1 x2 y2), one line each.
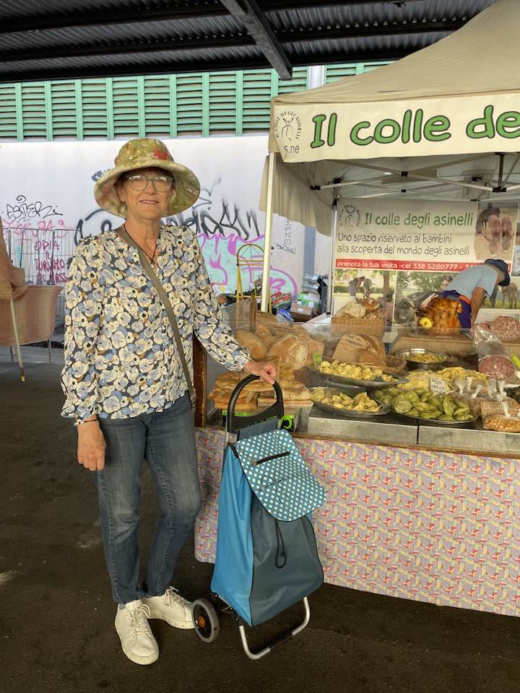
195 426 520 619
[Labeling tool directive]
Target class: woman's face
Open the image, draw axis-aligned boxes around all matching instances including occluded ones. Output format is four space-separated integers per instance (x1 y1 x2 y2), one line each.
116 167 175 222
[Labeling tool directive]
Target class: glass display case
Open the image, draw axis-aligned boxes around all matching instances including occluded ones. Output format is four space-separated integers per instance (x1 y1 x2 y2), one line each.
193 300 520 457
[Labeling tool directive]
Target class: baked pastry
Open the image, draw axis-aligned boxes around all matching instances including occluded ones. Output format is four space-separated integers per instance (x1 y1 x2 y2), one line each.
234 329 267 360
267 335 308 369
258 382 312 407
255 324 272 339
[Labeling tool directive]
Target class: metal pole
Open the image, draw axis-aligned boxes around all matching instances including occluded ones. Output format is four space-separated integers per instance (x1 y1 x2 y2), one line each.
261 152 276 313
326 192 339 315
9 298 25 382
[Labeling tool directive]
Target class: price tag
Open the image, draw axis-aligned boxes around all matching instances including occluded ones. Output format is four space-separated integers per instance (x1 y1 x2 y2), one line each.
430 376 450 394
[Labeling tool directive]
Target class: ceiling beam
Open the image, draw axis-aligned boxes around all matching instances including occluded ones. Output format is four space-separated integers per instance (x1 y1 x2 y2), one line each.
0 46 416 85
0 1 432 36
260 0 429 8
218 0 293 79
0 35 255 63
275 18 463 41
0 2 227 36
0 18 461 64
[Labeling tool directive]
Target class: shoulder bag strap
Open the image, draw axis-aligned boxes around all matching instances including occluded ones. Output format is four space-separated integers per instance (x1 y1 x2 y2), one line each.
117 226 196 407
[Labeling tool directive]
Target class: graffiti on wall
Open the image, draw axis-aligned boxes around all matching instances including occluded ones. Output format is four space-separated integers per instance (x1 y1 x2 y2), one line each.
170 179 298 295
2 178 299 304
2 195 76 285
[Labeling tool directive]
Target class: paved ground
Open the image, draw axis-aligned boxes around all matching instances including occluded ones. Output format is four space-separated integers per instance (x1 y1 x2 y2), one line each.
1 350 520 693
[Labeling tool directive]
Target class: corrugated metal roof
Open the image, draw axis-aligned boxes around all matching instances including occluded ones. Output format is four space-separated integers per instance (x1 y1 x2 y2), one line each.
0 0 497 83
0 16 248 52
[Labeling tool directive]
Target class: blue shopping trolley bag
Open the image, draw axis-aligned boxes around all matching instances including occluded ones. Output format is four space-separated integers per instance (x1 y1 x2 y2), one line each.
211 375 326 628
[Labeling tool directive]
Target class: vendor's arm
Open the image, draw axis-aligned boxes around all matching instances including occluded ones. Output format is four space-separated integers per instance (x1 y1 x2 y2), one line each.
61 238 104 423
189 227 275 383
470 286 486 326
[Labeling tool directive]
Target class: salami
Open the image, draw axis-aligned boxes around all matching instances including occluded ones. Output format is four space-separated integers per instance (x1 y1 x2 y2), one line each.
479 354 515 379
491 316 520 342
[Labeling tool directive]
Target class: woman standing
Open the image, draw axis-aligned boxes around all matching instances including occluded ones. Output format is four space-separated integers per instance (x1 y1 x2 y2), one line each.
61 139 276 665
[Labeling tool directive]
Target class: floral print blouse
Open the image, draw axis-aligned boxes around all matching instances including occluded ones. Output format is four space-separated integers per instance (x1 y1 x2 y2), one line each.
61 224 250 422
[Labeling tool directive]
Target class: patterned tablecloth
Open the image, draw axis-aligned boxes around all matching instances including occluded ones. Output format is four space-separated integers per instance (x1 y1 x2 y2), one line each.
195 428 520 618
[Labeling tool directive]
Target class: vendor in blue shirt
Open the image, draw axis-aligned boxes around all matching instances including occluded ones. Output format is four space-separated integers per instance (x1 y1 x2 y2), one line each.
439 259 510 328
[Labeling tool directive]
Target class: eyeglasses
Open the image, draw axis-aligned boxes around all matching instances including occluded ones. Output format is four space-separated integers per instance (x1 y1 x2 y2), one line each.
123 174 174 193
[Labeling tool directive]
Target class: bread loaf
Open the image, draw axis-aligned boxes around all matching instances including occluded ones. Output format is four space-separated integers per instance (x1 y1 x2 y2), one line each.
255 324 272 339
363 336 385 355
332 334 368 363
234 329 267 360
267 335 308 369
212 372 242 391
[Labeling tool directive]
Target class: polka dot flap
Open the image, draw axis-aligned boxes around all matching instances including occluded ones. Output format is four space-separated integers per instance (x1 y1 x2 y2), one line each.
235 429 326 521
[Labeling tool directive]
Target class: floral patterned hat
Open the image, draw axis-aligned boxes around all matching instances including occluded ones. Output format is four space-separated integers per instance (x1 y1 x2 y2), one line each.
94 138 200 218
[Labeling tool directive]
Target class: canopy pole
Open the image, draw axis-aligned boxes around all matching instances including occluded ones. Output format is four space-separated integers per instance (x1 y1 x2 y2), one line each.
326 192 338 315
261 152 276 313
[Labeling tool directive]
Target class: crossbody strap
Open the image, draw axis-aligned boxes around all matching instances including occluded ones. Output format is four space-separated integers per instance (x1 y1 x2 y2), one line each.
117 226 196 407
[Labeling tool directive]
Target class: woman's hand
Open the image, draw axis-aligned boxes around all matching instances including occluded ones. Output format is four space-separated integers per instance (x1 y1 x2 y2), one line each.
77 420 106 471
244 360 277 385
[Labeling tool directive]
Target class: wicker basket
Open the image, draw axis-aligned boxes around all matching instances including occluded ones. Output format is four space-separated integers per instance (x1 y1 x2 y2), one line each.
358 348 386 367
381 355 407 375
331 314 386 337
358 351 406 375
332 340 362 363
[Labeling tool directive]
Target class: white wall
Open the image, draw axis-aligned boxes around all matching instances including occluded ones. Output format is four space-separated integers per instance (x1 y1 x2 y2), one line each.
0 135 309 301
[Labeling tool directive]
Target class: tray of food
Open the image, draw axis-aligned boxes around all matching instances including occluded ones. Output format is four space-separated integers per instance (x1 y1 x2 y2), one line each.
394 348 461 371
310 387 390 418
373 388 477 425
314 360 405 389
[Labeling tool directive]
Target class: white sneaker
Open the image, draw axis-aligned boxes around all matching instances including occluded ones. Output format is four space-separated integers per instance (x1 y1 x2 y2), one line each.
115 599 159 665
142 587 194 629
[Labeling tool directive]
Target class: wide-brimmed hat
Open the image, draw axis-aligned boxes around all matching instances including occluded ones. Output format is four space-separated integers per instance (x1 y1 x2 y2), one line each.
484 258 511 287
94 138 200 218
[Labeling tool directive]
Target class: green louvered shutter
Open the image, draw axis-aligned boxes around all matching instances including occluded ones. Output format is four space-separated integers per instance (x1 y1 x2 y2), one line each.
144 75 171 138
21 82 48 139
363 61 391 73
242 69 275 131
50 81 78 138
208 71 237 134
324 63 359 83
112 77 141 138
0 66 313 141
325 61 391 83
176 74 204 136
0 83 18 140
277 66 309 95
81 79 109 138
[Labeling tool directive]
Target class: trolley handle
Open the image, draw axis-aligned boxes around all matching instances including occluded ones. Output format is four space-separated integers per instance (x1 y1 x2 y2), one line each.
226 374 284 434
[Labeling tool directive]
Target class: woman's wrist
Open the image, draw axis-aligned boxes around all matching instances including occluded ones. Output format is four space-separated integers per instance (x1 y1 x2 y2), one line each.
75 416 98 427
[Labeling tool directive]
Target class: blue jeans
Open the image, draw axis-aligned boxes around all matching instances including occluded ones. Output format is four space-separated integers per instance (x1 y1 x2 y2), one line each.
95 394 201 605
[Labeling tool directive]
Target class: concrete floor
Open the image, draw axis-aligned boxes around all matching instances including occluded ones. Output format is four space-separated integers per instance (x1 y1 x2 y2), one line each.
1 349 520 693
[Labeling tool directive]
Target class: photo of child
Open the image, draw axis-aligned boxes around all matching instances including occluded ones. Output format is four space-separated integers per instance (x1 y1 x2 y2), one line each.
474 206 518 262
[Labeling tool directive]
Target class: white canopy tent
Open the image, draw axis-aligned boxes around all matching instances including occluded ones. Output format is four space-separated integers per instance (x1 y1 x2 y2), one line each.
260 0 520 312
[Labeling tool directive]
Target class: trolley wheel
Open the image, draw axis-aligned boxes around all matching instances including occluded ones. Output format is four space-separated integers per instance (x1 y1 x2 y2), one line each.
192 599 220 643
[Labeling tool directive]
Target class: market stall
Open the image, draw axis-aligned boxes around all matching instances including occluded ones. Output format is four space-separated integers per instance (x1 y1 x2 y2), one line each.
194 0 520 620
